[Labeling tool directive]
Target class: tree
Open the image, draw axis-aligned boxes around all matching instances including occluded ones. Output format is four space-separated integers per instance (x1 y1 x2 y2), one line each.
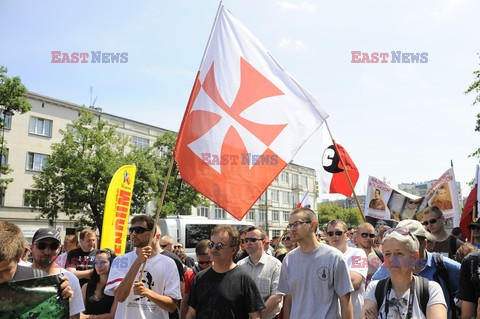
465 54 480 158
0 65 32 196
152 132 208 217
28 109 206 231
317 202 363 229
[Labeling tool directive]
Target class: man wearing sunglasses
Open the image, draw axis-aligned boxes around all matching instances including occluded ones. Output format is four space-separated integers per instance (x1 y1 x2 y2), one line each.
422 206 464 259
356 222 382 286
186 225 265 319
180 240 212 319
326 220 367 319
30 228 85 319
105 215 181 319
238 226 284 319
278 208 354 319
371 219 461 319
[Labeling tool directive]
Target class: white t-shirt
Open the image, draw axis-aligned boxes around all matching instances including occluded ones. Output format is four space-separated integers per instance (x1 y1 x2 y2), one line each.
343 247 367 319
28 265 85 316
365 279 446 319
105 251 182 319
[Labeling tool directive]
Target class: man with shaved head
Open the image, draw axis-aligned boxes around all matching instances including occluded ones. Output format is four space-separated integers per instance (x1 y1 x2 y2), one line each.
356 222 382 285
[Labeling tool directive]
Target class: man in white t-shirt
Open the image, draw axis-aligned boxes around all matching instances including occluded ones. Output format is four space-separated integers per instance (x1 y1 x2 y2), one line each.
326 220 367 319
105 215 181 319
278 208 354 319
30 228 85 319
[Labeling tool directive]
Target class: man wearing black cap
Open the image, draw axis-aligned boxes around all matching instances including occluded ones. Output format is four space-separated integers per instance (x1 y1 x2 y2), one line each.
30 228 85 319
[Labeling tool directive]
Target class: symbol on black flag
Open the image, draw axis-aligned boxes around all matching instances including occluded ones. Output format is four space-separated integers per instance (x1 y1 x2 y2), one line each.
322 145 343 174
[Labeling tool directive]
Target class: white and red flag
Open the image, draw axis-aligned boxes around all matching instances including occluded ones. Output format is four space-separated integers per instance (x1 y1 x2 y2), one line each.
320 125 359 197
174 5 328 220
297 191 311 208
460 164 480 239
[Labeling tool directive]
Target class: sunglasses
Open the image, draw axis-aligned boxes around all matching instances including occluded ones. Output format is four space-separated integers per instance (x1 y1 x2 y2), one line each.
198 260 212 265
208 241 235 250
283 236 291 241
360 233 376 238
241 237 264 244
326 230 345 237
174 245 182 249
129 226 152 234
35 242 60 250
422 218 439 226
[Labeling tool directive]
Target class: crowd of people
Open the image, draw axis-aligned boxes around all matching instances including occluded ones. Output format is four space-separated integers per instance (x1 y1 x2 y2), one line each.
1 205 480 318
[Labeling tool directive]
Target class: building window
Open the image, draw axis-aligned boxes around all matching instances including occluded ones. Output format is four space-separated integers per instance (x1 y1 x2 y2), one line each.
0 195 4 206
1 148 8 165
246 210 255 221
259 210 266 222
131 136 149 150
282 191 290 204
283 211 290 222
302 176 308 188
24 189 40 207
272 230 281 237
292 174 299 187
271 190 279 202
197 206 209 217
29 117 52 137
214 206 226 219
27 152 48 171
272 211 279 221
260 191 266 201
0 113 12 130
281 172 289 183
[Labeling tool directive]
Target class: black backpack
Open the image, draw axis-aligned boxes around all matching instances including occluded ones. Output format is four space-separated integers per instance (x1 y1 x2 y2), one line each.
375 275 430 317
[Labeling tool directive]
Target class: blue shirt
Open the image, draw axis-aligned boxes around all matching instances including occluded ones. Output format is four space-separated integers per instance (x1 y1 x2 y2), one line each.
371 251 460 314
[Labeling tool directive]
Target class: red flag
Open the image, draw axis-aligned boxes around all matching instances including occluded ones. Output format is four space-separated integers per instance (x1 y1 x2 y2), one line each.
460 165 479 239
174 5 328 220
321 142 359 197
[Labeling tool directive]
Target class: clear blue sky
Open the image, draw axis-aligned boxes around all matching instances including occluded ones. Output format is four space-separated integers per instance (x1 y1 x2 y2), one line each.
1 0 479 200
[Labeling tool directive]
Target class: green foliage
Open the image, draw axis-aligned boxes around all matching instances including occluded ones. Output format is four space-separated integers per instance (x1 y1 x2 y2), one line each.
465 54 480 158
0 65 32 197
317 202 363 230
28 110 206 231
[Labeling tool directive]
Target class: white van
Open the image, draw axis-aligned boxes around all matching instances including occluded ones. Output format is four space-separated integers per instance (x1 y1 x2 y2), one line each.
158 215 253 260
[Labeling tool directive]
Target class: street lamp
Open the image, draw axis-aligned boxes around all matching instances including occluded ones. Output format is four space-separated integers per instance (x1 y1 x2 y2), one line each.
0 107 14 179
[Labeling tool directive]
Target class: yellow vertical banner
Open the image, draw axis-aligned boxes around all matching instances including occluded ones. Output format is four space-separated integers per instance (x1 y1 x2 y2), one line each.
100 165 136 255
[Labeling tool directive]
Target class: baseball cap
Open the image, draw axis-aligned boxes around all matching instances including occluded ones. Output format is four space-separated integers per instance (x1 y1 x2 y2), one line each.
469 217 480 229
32 228 61 243
397 219 436 242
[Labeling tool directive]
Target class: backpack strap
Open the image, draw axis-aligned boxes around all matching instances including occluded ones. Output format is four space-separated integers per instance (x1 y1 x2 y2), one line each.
375 278 390 311
433 252 458 318
414 275 430 318
374 248 384 263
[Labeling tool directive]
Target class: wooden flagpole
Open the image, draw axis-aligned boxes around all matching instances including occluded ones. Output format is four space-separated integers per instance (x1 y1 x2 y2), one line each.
324 121 366 222
138 156 175 282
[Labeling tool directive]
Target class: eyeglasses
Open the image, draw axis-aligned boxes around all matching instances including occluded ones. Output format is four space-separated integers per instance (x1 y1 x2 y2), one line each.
326 230 345 237
283 236 291 241
198 260 212 265
241 237 264 244
35 242 60 250
360 233 376 238
208 241 235 250
287 220 311 229
422 218 439 226
129 226 152 234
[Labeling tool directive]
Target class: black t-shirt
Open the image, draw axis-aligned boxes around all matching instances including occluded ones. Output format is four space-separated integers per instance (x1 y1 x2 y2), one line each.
187 266 265 319
458 249 480 303
161 250 185 281
66 247 98 286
